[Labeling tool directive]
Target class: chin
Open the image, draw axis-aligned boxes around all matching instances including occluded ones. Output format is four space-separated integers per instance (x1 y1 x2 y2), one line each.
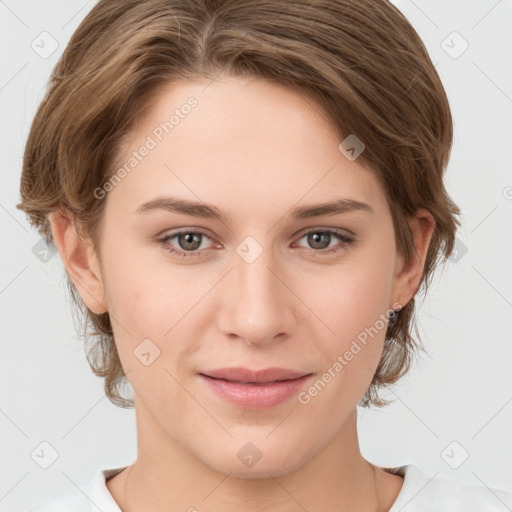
210 457 307 480
197 437 311 480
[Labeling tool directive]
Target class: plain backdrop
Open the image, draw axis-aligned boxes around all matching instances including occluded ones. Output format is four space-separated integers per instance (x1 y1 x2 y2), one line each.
1 1 511 511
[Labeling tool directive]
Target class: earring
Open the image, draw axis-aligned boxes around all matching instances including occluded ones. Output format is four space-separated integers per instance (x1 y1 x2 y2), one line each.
388 308 400 327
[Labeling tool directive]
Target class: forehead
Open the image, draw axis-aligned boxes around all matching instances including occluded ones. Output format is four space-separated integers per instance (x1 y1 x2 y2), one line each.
105 76 388 222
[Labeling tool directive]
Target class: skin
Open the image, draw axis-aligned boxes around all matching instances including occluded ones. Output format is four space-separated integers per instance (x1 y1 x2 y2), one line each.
50 75 435 512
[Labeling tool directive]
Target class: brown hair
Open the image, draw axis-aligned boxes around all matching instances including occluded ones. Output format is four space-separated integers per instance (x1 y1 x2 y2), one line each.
17 0 461 408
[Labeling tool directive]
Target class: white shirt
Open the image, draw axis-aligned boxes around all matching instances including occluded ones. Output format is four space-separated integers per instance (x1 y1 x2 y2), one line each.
26 464 512 511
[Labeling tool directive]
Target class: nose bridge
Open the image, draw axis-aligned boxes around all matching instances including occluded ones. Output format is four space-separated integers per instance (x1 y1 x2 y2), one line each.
219 240 295 344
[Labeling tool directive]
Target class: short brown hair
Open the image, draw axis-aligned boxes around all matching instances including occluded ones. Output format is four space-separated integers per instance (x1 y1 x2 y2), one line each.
17 0 461 408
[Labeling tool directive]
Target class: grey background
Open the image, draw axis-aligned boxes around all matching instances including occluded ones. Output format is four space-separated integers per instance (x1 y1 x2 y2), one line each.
1 1 511 510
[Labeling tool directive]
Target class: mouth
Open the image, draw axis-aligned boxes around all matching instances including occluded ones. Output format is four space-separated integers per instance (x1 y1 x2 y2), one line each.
201 378 292 385
198 367 314 410
199 366 311 383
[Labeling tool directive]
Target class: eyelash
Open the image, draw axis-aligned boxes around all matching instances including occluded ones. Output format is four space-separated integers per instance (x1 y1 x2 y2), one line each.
158 228 355 259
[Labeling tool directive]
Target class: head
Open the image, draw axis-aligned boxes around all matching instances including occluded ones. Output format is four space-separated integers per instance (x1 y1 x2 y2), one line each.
18 0 460 476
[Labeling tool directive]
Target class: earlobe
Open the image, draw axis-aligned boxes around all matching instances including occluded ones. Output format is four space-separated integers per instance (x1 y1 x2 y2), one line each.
49 211 108 315
390 209 435 308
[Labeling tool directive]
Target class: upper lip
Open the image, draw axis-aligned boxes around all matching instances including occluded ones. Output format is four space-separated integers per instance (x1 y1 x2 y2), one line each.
199 367 312 383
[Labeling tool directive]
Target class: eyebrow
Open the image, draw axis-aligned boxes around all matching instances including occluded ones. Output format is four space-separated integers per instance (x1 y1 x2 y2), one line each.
135 195 375 221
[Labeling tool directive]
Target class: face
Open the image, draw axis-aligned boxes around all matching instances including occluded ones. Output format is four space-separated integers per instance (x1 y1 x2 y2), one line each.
73 75 418 478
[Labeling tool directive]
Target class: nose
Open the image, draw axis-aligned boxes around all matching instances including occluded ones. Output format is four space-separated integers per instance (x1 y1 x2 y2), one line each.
217 247 297 347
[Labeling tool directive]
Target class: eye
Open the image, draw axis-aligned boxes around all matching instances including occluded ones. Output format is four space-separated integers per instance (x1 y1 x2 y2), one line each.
293 228 355 257
159 230 216 258
158 227 356 259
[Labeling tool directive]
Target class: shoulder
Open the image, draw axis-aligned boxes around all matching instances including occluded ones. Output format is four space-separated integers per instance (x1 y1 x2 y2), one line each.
388 464 512 511
25 467 127 512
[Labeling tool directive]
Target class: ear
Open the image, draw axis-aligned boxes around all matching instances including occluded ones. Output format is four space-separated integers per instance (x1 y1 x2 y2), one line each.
49 211 107 315
390 208 435 309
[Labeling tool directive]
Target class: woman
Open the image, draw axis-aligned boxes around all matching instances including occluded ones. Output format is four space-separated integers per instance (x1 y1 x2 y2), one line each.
18 0 512 510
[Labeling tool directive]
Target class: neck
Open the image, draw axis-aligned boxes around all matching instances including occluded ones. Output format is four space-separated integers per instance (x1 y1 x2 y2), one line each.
112 405 393 512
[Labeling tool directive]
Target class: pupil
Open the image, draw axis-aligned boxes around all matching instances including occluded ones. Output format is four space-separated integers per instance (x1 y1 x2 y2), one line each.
308 232 329 249
179 233 201 250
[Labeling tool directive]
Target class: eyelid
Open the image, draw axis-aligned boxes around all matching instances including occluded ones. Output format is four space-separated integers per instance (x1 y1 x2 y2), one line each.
159 228 218 249
156 225 216 239
294 225 354 239
292 227 355 251
158 226 353 245
158 227 356 261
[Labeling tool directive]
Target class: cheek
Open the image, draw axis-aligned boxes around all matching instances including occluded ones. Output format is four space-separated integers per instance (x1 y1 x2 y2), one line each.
101 229 175 327
294 262 392 417
98 239 168 357
101 244 206 372
307 250 394 368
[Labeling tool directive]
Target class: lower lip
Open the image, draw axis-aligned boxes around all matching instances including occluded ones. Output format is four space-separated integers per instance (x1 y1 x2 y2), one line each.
199 374 313 410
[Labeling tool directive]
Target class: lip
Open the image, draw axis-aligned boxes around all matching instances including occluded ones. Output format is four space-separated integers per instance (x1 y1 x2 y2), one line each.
198 367 313 410
200 366 310 383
